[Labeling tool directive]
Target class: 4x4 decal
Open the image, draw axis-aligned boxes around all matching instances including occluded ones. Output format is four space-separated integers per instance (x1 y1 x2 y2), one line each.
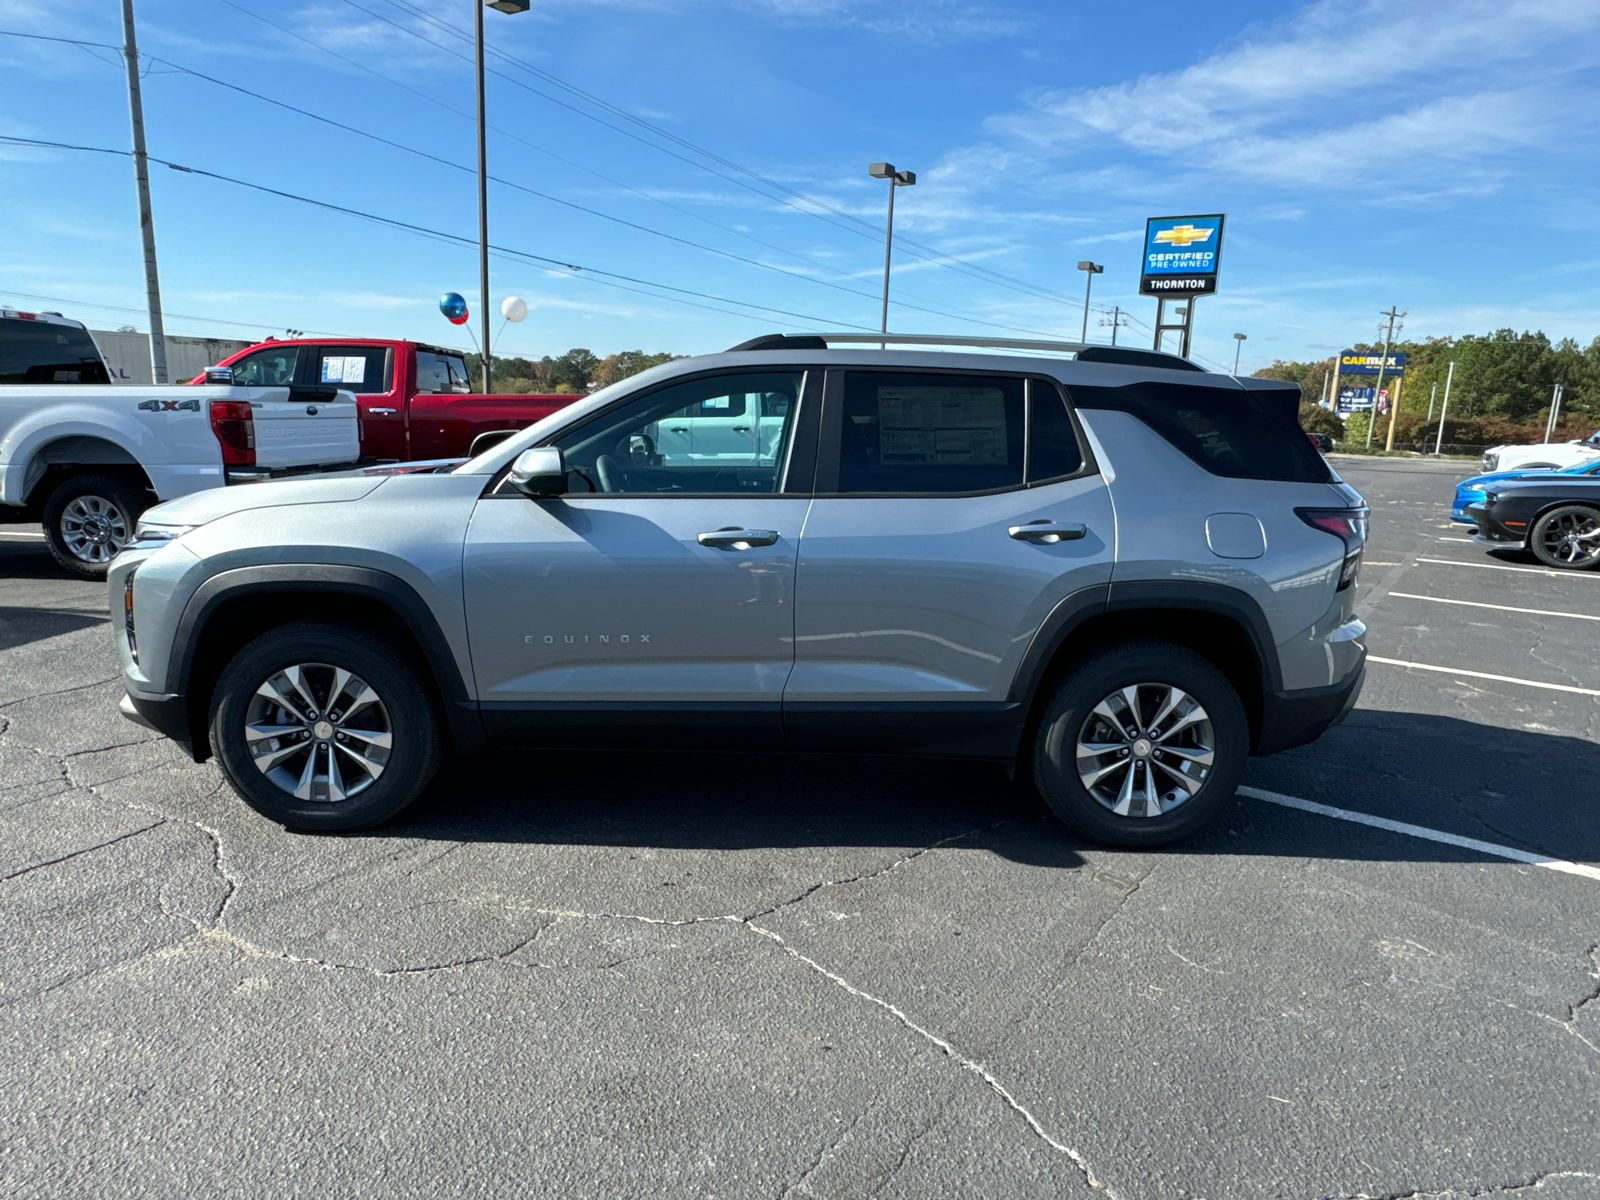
137 398 201 413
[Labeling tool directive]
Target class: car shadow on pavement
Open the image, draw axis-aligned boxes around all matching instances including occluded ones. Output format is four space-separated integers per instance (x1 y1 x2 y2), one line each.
384 749 1092 871
0 605 108 652
1241 707 1600 865
363 708 1600 871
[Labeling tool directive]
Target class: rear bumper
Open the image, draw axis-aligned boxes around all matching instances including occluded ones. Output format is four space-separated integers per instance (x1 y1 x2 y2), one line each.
119 689 201 760
1254 658 1365 757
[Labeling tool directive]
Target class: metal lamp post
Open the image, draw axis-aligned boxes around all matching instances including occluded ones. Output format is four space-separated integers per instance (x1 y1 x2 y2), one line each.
1076 261 1103 342
1232 332 1246 374
868 162 915 337
475 0 530 394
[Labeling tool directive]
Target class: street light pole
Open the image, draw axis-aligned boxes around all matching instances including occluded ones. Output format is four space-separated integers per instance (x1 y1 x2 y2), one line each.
1076 261 1103 342
120 0 167 385
1232 332 1246 375
475 0 530 395
868 163 915 338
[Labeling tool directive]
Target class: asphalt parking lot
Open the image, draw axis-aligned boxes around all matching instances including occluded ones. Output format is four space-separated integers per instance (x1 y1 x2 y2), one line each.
1 456 1597 1200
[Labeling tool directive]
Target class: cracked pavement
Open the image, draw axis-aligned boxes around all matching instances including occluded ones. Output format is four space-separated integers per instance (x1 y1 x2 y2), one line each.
1 459 1598 1199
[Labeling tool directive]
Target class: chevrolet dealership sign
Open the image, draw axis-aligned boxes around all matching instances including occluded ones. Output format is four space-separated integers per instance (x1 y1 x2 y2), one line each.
1140 214 1225 297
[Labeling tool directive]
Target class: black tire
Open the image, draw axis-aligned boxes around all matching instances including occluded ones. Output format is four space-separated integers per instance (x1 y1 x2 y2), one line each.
1032 639 1249 847
209 620 445 832
40 473 147 580
1529 505 1600 570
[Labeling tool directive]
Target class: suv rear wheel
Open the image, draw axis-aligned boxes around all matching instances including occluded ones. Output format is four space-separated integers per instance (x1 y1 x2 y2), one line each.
41 473 145 580
1033 639 1248 847
209 620 445 831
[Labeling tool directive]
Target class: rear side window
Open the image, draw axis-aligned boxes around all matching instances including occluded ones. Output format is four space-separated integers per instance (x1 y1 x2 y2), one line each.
416 351 472 394
316 346 391 393
1027 379 1083 482
0 319 110 384
836 372 1025 495
1069 381 1329 483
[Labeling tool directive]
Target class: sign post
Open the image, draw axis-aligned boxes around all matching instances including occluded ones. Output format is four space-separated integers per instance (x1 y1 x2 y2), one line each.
1140 214 1225 359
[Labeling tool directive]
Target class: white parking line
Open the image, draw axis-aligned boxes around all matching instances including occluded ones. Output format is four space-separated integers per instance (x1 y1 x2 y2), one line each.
1368 655 1600 697
0 531 45 540
1388 593 1600 622
1240 787 1600 883
1415 556 1599 579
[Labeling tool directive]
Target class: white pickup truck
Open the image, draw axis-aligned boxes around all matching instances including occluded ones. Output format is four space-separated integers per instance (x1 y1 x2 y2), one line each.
0 308 360 578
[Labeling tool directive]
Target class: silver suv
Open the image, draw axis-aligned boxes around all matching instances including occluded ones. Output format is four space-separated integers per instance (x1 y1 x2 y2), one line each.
110 335 1368 847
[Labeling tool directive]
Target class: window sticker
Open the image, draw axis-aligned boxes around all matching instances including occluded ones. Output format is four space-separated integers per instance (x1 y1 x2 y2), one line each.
321 356 367 384
877 387 1007 465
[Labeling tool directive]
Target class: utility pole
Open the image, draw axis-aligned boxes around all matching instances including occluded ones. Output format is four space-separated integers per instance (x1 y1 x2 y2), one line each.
120 0 167 385
1099 306 1128 345
1544 383 1565 443
1426 381 1437 423
1365 306 1404 450
474 0 492 394
1434 360 1455 456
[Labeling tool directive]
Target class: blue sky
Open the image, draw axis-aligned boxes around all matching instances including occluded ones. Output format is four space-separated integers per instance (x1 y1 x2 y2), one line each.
2 0 1598 373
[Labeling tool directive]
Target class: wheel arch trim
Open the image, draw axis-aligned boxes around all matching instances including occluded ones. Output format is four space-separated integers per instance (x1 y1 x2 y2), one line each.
168 564 484 754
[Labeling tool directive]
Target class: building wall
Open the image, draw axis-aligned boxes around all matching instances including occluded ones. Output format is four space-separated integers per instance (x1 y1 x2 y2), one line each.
90 330 254 385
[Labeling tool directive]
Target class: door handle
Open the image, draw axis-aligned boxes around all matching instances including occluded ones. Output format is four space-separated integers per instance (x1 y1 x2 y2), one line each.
732 425 751 433
1009 520 1087 544
369 407 397 415
670 426 688 434
698 527 779 548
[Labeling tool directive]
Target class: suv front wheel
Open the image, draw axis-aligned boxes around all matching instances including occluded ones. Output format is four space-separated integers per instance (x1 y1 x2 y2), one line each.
209 620 445 831
1033 639 1248 847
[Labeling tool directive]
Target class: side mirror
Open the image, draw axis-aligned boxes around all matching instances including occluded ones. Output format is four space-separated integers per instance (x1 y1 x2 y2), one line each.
203 366 235 385
508 447 567 496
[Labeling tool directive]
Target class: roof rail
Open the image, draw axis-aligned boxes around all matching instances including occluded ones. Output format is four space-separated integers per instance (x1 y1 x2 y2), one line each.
724 331 1207 372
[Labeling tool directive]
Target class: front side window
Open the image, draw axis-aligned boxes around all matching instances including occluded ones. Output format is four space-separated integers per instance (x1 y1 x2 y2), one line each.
316 346 391 393
416 351 472 394
553 371 803 494
231 346 301 388
834 371 1025 495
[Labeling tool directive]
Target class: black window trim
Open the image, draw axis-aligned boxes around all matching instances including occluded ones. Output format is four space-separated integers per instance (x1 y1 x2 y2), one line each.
486 364 822 500
811 365 1099 500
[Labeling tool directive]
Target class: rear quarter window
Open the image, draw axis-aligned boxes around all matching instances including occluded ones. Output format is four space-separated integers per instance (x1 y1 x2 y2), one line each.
1068 381 1329 483
0 320 110 385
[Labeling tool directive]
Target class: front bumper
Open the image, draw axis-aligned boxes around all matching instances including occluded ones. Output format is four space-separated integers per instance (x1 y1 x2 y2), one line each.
1254 658 1365 757
119 689 200 760
1464 502 1524 545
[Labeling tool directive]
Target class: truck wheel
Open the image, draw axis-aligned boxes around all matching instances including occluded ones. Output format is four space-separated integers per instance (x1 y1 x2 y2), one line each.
41 474 146 580
209 620 445 832
1032 639 1249 848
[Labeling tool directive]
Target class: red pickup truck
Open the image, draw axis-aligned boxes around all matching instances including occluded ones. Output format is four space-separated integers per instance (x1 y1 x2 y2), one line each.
194 338 576 461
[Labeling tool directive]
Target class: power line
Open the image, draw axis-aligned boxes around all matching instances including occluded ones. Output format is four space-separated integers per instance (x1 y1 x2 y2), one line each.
0 288 344 337
345 0 1115 317
0 134 881 332
0 25 1092 342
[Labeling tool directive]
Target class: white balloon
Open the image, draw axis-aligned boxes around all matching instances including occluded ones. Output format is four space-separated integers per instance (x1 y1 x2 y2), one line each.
500 296 528 322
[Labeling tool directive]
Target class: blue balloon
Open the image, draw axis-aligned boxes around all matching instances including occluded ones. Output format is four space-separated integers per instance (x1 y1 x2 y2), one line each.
439 292 468 320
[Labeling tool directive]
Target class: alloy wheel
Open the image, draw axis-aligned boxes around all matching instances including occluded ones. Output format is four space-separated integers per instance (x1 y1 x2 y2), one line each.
243 663 392 803
1075 683 1215 818
1539 510 1600 568
59 495 131 564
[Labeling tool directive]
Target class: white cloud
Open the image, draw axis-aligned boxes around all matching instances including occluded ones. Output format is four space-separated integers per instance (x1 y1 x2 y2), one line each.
990 0 1600 189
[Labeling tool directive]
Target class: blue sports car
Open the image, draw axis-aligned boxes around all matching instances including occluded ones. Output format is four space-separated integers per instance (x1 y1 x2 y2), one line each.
1453 458 1600 522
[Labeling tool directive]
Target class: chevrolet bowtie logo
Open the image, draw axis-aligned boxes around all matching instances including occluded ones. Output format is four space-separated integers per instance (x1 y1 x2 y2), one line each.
1153 224 1215 248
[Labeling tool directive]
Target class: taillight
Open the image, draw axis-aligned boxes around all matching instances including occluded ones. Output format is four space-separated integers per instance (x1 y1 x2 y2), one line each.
209 400 256 465
1297 506 1368 590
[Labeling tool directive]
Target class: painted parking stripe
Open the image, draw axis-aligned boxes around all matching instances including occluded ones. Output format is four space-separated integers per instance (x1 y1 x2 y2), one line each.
1241 787 1600 883
1415 556 1600 579
0 531 45 540
1388 593 1600 622
1368 655 1600 697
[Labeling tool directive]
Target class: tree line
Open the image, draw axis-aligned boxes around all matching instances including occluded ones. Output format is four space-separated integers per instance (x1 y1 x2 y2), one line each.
467 348 680 395
1256 329 1600 448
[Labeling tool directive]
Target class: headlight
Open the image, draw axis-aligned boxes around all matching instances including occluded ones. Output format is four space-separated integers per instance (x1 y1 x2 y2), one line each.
131 520 197 548
1481 452 1498 471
